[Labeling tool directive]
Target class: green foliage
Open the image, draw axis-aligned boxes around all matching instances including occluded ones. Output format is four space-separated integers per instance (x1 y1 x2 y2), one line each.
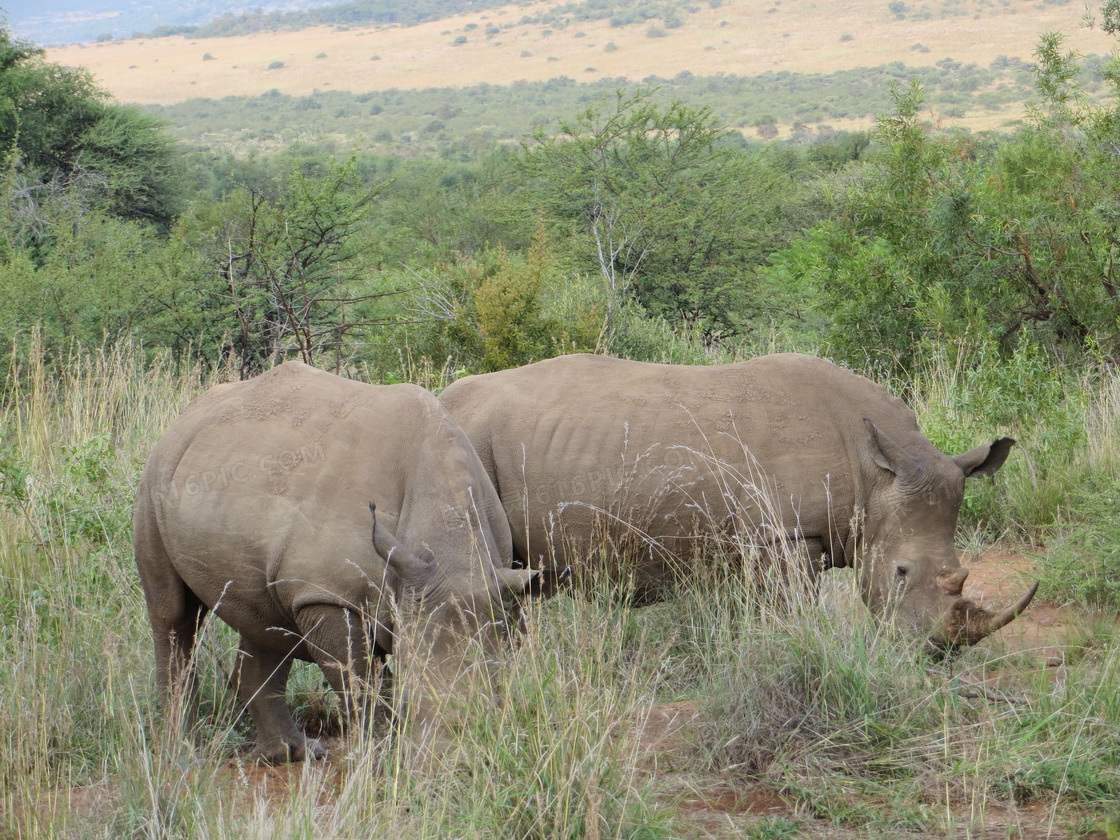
518 88 790 337
904 339 1088 539
178 154 389 376
473 236 555 371
744 817 802 840
0 24 182 229
0 206 182 354
401 226 603 373
78 105 185 226
769 46 1120 369
153 58 1040 163
1046 473 1120 608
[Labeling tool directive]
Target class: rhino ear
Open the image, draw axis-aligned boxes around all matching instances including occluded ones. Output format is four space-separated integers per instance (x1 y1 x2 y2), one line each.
953 437 1015 478
369 502 432 584
495 565 572 599
863 419 917 478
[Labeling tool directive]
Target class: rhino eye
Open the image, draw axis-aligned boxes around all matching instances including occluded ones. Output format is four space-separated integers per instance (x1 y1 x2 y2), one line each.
896 565 909 578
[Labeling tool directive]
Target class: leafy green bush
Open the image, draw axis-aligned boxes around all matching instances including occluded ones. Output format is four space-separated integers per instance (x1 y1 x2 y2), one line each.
904 338 1088 540
1045 474 1120 608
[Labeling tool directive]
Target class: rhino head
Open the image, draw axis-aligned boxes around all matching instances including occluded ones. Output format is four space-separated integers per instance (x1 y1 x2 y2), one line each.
855 420 1038 651
369 504 545 745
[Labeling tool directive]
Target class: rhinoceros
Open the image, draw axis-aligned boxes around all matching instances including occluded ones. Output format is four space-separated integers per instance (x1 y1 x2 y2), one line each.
133 361 543 762
439 353 1037 649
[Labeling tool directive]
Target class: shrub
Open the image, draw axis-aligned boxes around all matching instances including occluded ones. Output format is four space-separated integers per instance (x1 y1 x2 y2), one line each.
202 52 215 60
267 60 284 69
1045 475 1120 609
604 40 618 51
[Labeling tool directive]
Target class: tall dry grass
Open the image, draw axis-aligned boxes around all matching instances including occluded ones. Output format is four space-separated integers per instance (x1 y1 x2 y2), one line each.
0 338 1117 838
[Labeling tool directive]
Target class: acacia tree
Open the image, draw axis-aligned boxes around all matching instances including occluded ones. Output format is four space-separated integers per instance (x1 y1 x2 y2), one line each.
776 27 1120 369
0 25 181 232
517 88 786 337
189 156 393 376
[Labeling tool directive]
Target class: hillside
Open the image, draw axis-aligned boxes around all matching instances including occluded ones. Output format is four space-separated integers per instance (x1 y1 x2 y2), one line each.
8 0 330 48
47 0 1115 122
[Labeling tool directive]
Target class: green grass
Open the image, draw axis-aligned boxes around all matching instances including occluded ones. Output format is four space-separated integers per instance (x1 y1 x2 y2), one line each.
1 337 1118 837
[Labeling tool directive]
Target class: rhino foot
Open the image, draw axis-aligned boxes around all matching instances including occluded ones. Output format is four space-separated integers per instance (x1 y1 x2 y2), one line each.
253 735 328 763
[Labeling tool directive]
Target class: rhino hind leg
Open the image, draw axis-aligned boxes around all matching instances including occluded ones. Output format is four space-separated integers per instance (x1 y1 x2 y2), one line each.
144 573 209 740
236 638 327 762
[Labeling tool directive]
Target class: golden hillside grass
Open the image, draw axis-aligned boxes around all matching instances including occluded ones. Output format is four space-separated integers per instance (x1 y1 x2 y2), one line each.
47 0 1114 114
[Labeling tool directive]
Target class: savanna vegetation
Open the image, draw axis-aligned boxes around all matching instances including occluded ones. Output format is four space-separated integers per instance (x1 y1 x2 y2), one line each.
152 57 1057 161
135 0 713 39
2 3 1120 835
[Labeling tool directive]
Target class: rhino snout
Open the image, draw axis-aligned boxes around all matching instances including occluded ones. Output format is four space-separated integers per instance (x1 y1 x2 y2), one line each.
930 579 1040 650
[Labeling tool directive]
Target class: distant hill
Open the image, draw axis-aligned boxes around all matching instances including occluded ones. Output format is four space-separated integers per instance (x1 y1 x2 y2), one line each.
11 0 698 46
149 0 528 39
7 0 493 46
6 0 324 47
46 0 1114 111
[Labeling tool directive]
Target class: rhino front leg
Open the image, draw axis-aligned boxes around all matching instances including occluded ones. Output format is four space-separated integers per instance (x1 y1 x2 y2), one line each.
295 604 392 737
756 537 828 601
236 638 326 762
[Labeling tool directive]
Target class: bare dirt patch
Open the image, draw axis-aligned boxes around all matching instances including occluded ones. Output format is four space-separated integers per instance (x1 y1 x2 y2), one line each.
962 550 1071 663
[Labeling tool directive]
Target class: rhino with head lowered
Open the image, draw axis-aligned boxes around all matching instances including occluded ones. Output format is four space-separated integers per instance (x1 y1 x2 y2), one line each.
134 361 546 762
439 353 1037 650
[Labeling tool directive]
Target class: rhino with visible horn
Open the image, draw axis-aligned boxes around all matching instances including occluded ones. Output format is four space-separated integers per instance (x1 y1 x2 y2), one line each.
134 361 548 762
440 353 1038 649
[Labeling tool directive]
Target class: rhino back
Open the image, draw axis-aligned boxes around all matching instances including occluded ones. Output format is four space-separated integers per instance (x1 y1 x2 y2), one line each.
137 362 509 642
441 353 927 568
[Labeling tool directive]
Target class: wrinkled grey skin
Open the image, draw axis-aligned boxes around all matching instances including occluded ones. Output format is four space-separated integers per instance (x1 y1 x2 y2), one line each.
134 361 539 762
440 353 1037 649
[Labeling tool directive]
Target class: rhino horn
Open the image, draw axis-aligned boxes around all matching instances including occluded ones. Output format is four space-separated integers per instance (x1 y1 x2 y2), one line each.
495 567 539 594
496 565 572 598
936 579 1040 648
982 579 1040 635
935 566 970 596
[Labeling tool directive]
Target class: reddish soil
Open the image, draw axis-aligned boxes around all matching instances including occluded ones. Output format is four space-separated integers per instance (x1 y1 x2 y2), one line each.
960 550 1070 663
